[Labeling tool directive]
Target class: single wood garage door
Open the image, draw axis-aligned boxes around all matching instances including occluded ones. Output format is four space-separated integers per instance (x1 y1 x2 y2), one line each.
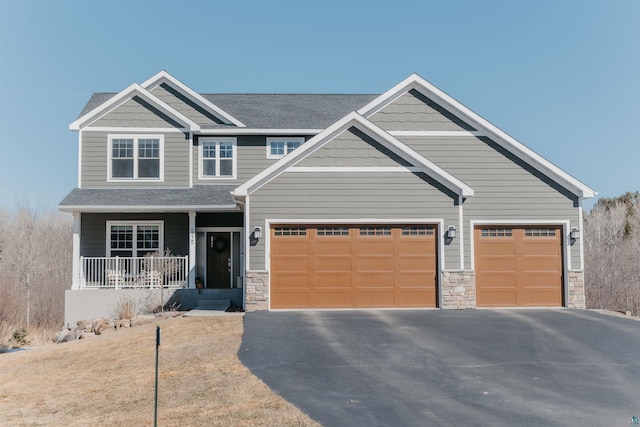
270 225 437 309
474 226 563 307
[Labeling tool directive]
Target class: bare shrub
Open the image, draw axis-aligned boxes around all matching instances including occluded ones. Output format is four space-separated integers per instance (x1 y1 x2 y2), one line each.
584 192 640 315
112 296 139 320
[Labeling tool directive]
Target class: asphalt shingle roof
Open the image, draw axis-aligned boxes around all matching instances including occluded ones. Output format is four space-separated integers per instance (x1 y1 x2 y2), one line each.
59 186 237 210
77 93 378 129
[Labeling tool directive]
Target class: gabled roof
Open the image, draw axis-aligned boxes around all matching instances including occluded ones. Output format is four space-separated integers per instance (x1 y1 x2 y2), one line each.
358 73 596 199
75 93 377 130
233 112 474 198
58 186 237 212
202 94 377 129
141 70 246 127
69 83 201 132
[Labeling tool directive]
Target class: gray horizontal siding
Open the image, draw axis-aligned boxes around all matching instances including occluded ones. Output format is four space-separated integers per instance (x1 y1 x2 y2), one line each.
150 83 224 125
92 96 183 128
249 172 459 271
81 131 190 187
80 213 189 257
298 127 411 168
400 136 581 268
192 135 314 185
370 89 476 132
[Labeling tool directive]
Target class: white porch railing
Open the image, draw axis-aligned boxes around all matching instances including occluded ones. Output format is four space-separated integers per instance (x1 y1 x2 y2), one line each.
80 256 188 289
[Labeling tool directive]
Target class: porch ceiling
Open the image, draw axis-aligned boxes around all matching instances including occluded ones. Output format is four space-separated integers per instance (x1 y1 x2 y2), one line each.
59 185 239 212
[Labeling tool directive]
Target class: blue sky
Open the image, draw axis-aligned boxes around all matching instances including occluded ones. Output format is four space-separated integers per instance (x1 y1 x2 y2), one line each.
0 0 638 211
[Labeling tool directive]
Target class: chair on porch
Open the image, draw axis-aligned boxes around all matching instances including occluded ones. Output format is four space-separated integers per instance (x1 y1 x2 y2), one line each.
143 270 163 288
106 269 125 288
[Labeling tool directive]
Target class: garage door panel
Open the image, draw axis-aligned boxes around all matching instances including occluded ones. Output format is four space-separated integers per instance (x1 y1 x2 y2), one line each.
271 241 309 256
396 290 436 307
314 241 351 255
396 256 436 272
475 226 563 307
355 257 394 272
271 291 311 308
479 273 517 287
477 289 517 307
396 273 436 288
313 274 352 288
314 257 352 272
356 274 395 287
271 273 311 288
314 291 353 307
355 290 396 307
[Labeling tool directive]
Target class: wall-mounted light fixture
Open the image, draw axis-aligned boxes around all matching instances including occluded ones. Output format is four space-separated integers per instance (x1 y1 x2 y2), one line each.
447 225 456 239
253 226 262 240
570 227 580 240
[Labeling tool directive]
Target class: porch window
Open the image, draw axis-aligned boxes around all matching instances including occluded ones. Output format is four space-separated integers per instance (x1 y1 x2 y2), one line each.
107 221 163 257
266 137 303 159
109 135 163 180
200 137 236 179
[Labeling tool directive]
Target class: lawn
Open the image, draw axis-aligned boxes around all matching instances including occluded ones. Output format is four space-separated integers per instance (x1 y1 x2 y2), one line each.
0 316 319 426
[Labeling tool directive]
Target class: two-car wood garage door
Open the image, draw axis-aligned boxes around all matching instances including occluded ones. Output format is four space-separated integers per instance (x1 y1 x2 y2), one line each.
270 225 437 309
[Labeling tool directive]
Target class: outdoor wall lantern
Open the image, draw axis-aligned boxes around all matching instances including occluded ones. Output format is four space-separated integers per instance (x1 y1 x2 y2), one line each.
253 226 262 240
447 225 456 239
570 227 580 240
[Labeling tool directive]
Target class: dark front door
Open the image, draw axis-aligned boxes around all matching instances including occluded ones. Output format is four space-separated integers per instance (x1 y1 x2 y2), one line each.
207 232 231 288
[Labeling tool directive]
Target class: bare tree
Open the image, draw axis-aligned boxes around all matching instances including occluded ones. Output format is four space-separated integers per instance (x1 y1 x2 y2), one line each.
0 203 72 330
584 192 640 315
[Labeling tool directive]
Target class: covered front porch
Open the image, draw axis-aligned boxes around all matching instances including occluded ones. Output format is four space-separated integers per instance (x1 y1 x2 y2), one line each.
59 186 248 320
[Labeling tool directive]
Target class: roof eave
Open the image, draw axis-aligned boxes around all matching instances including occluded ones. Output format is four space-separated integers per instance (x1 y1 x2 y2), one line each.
58 204 239 213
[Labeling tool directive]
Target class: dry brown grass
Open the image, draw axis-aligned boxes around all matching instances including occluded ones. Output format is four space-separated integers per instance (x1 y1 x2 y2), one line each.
0 316 319 426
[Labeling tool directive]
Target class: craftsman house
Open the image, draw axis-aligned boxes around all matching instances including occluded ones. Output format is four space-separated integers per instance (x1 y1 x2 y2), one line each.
60 71 595 323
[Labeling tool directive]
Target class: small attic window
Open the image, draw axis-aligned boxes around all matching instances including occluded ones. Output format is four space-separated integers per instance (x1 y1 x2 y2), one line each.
267 137 303 159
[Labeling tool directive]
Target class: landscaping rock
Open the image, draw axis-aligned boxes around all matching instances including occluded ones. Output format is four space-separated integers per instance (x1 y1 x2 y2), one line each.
116 319 130 329
55 328 70 344
62 329 83 343
130 316 154 327
66 322 78 330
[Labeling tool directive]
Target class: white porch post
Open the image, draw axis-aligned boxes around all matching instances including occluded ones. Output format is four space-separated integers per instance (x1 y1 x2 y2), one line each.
188 211 197 288
71 212 81 290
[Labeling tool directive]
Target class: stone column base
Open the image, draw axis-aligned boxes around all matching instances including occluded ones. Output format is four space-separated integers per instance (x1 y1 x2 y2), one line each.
245 271 269 311
441 270 476 309
568 270 586 309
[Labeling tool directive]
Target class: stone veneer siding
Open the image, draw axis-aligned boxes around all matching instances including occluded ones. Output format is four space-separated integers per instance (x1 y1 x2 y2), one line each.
568 270 586 309
245 271 269 311
441 270 476 309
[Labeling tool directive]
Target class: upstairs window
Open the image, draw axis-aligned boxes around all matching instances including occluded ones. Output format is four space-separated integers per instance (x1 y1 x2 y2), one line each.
109 135 163 181
267 137 304 159
200 137 236 179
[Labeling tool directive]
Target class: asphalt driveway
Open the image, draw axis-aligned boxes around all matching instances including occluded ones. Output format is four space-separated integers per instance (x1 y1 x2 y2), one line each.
239 310 640 426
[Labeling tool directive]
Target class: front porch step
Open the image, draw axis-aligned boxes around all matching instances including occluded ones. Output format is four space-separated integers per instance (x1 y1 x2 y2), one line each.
197 299 231 309
184 299 231 317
